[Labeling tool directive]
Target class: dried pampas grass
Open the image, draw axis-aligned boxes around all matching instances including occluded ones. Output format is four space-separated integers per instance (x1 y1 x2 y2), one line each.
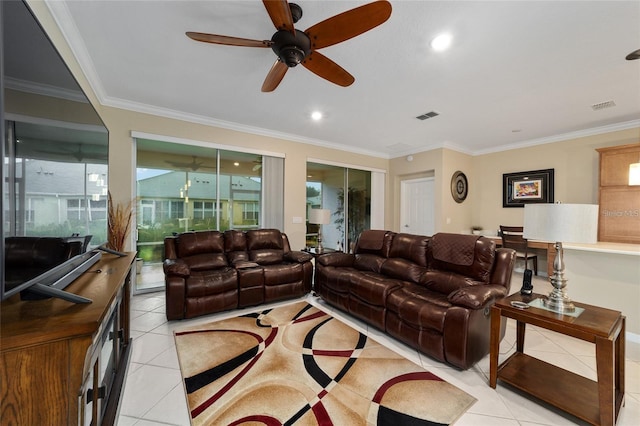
107 191 134 252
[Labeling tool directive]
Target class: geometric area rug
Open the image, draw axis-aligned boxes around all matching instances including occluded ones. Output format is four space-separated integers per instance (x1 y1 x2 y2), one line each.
174 301 476 425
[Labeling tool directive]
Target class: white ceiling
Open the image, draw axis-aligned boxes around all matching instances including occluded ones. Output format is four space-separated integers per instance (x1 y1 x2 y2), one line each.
43 0 640 158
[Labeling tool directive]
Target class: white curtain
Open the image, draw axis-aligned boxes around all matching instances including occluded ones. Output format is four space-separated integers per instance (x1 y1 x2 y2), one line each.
370 171 385 229
261 156 284 230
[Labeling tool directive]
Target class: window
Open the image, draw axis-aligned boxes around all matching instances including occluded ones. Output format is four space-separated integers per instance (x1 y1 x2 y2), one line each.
193 201 215 219
241 202 259 222
67 198 87 221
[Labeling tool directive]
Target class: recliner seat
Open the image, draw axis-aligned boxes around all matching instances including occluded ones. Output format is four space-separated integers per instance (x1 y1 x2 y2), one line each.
314 230 516 369
163 229 313 320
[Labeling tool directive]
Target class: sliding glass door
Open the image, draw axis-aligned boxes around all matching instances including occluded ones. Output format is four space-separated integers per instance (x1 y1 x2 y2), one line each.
135 138 280 292
306 162 371 252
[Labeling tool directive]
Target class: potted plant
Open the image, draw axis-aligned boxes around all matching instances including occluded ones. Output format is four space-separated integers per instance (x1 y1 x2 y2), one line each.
107 191 134 252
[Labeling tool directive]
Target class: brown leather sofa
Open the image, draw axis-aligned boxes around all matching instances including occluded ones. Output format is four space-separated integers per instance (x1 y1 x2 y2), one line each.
163 229 313 320
314 230 516 369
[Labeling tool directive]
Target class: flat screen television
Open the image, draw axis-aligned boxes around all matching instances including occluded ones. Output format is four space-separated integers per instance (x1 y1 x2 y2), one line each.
3 250 102 304
1 1 109 304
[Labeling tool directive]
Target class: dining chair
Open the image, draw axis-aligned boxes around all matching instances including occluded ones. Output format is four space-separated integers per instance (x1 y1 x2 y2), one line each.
499 225 538 275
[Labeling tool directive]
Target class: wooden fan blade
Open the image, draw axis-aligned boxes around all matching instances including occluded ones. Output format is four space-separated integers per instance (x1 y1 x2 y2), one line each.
262 60 289 92
302 51 354 87
186 32 272 48
305 1 392 50
262 0 295 33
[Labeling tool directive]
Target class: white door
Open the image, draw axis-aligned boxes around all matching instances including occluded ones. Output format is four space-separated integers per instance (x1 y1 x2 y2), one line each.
401 177 435 236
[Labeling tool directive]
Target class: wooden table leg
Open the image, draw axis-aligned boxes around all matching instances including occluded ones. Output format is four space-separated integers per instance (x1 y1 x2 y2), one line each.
489 305 501 388
596 334 615 426
516 320 526 353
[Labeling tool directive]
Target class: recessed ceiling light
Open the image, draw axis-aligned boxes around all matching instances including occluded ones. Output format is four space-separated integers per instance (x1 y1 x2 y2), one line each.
431 33 452 51
311 111 323 121
233 162 239 166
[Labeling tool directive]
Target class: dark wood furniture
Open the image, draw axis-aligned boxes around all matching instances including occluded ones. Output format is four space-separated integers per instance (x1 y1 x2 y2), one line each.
490 292 625 426
596 143 640 244
1 252 135 426
488 236 556 277
499 225 538 275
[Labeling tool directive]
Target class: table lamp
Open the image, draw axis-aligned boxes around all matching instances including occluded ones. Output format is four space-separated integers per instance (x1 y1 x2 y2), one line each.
308 208 331 253
523 203 599 313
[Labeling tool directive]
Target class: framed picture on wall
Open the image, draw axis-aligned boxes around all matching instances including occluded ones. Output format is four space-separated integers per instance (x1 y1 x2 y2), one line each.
503 168 554 207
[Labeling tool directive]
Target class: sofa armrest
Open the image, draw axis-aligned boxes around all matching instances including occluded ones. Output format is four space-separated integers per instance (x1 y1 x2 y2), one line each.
317 252 355 267
447 284 508 309
163 259 190 277
285 251 313 263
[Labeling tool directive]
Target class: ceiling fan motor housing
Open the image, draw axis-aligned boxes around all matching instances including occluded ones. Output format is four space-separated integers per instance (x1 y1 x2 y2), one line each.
271 29 311 67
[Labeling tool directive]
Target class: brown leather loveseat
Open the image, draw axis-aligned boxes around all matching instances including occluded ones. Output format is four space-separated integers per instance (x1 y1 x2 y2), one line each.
163 229 313 320
314 230 516 369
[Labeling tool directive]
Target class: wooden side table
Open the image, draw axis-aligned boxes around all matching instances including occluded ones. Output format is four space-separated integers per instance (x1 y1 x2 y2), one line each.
490 293 625 426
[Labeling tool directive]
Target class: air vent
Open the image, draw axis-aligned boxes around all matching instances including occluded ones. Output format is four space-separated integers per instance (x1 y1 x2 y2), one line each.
416 111 439 120
591 100 616 111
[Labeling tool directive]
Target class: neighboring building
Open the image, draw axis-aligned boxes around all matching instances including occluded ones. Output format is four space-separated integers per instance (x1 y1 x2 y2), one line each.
136 171 261 232
7 158 107 240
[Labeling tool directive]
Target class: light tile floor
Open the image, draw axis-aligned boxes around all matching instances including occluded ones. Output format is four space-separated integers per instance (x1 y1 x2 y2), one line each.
118 272 640 425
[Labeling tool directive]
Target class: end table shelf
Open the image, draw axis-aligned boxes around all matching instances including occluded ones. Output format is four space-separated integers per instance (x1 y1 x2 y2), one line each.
490 293 625 426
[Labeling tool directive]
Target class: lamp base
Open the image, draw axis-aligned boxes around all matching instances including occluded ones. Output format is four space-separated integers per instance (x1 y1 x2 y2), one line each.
542 294 575 313
543 241 575 313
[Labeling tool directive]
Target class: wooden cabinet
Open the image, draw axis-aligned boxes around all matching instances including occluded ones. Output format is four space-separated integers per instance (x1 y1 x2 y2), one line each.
596 143 640 244
1 252 135 425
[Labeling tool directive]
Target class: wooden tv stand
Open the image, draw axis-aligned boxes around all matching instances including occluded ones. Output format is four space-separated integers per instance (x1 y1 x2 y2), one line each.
1 252 135 425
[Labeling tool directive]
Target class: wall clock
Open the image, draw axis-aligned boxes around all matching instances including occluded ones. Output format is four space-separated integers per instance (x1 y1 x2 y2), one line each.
451 171 468 203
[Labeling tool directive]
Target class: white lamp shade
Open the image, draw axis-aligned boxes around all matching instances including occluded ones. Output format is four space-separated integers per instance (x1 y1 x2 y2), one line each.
523 203 598 244
308 208 331 225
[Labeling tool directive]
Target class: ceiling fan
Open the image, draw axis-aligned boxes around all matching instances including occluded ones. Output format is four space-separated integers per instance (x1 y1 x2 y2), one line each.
166 156 214 171
186 0 392 92
36 143 107 162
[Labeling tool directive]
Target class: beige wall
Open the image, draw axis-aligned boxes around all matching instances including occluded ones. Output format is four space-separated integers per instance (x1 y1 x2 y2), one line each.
99 107 388 250
470 128 640 234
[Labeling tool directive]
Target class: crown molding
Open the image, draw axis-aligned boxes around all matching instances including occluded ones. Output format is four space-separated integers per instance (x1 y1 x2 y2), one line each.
5 77 87 103
472 119 640 156
102 94 390 159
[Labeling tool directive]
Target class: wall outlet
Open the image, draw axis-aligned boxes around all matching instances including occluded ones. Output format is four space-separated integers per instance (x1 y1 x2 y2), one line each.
292 216 303 224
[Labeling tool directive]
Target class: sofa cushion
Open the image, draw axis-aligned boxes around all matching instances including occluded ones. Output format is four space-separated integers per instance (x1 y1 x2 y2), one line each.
315 265 357 293
184 253 228 271
224 230 247 251
354 230 394 256
420 270 485 295
177 231 225 258
349 271 403 306
428 233 495 283
386 283 452 332
354 253 386 273
388 233 429 267
246 229 284 251
263 263 303 285
185 267 237 297
380 258 427 283
246 229 285 264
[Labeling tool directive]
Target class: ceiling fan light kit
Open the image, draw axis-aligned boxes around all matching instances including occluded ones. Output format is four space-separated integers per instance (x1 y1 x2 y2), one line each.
186 0 392 92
